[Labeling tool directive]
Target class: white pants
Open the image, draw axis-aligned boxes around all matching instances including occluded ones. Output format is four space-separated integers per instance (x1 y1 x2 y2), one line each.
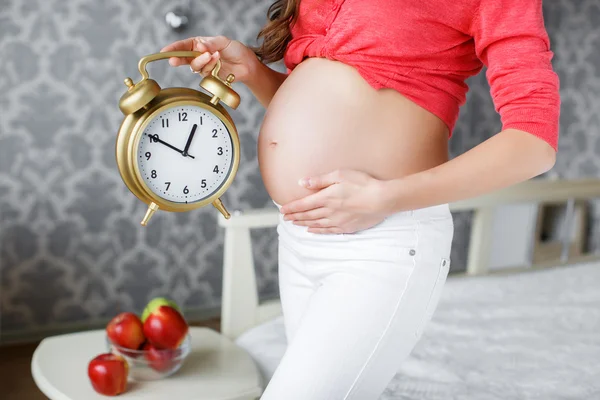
261 202 454 400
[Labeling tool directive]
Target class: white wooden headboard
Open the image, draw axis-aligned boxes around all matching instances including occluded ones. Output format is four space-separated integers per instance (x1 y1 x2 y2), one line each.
217 179 600 340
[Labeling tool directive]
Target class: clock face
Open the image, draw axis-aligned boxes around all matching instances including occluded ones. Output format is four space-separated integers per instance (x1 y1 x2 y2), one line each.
137 104 234 204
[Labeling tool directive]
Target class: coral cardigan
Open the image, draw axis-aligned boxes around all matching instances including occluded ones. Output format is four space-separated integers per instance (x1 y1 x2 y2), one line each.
284 0 561 150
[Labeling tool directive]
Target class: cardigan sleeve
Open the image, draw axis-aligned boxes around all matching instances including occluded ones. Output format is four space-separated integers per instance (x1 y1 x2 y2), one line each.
471 0 561 150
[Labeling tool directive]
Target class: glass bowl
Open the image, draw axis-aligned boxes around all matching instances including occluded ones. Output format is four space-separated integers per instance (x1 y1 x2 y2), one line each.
106 334 191 381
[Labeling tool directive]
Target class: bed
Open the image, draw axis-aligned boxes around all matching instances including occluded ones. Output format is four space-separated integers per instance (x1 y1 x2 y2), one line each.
217 179 600 399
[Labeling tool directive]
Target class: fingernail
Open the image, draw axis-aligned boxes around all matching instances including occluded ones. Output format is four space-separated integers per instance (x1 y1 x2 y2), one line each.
298 178 308 187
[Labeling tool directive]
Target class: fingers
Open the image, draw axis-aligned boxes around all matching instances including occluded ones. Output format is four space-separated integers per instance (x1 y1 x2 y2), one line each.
284 207 329 222
307 226 345 234
161 36 230 54
200 51 220 75
279 191 329 214
161 37 198 66
293 218 336 228
160 37 195 52
299 169 344 190
200 36 232 53
188 52 211 71
188 51 220 75
161 36 230 74
161 37 211 67
189 36 229 72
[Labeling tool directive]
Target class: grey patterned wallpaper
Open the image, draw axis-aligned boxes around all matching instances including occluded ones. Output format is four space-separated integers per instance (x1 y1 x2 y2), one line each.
0 0 598 341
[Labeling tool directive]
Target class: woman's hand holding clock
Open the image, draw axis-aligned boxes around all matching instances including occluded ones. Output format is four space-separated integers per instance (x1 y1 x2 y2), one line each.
161 36 258 83
162 34 288 108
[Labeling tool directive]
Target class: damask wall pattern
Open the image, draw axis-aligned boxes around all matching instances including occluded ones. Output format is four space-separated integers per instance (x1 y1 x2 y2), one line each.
0 0 598 340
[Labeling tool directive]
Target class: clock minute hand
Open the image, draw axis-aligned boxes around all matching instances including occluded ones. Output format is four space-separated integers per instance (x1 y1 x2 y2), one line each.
149 134 195 159
182 124 198 158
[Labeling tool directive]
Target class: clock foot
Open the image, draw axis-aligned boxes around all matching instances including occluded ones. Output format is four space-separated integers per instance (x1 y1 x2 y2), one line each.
141 202 159 226
212 198 231 219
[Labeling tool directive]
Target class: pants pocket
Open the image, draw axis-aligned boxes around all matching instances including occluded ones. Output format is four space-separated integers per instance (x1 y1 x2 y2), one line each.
415 257 450 337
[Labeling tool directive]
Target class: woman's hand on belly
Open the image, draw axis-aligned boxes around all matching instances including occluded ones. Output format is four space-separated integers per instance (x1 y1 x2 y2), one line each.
279 169 390 234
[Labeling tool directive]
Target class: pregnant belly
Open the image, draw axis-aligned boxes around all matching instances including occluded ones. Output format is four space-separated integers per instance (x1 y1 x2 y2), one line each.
258 58 449 206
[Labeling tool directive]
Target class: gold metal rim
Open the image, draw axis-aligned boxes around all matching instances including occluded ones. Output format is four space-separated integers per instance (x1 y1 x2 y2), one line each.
117 88 241 213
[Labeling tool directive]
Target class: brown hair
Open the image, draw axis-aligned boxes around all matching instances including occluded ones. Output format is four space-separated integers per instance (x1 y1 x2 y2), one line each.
253 0 300 63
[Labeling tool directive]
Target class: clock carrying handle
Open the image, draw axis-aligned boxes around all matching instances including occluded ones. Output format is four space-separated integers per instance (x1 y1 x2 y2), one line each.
135 51 240 110
133 51 236 226
138 51 229 83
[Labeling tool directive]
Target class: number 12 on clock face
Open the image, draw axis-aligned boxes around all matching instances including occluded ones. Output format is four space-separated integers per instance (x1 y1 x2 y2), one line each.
137 105 234 205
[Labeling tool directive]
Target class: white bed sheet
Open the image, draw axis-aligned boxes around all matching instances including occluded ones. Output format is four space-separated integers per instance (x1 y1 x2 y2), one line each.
235 262 600 399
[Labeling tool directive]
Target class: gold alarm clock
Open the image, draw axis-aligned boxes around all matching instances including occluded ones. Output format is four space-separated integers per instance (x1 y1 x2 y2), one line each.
116 51 241 226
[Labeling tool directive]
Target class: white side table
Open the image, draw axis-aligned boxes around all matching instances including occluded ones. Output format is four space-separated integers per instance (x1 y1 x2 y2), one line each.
31 327 263 400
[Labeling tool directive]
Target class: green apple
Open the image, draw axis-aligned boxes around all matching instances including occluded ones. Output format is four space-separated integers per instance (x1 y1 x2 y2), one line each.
141 297 181 323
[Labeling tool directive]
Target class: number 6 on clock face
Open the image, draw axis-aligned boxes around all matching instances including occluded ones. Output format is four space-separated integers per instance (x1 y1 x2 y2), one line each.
137 105 234 204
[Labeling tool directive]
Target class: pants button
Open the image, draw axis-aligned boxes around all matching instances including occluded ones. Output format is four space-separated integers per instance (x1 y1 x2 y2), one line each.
409 249 416 256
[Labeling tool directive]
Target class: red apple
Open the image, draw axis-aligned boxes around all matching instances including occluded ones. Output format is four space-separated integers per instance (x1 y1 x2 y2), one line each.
143 305 188 349
88 353 128 396
143 342 177 372
141 297 181 323
106 312 145 350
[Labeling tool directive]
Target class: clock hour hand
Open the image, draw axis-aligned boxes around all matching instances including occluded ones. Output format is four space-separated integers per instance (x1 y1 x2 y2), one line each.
148 134 195 159
182 124 198 158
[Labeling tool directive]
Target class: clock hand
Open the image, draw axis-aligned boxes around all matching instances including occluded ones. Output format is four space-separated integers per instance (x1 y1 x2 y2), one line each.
182 124 198 158
148 134 195 159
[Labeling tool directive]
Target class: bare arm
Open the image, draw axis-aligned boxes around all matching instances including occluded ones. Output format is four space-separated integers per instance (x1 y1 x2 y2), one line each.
245 58 288 108
383 0 560 212
278 129 556 234
380 129 556 213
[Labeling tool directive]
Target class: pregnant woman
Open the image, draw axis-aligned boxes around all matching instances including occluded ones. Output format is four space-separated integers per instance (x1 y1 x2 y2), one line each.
162 0 560 398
